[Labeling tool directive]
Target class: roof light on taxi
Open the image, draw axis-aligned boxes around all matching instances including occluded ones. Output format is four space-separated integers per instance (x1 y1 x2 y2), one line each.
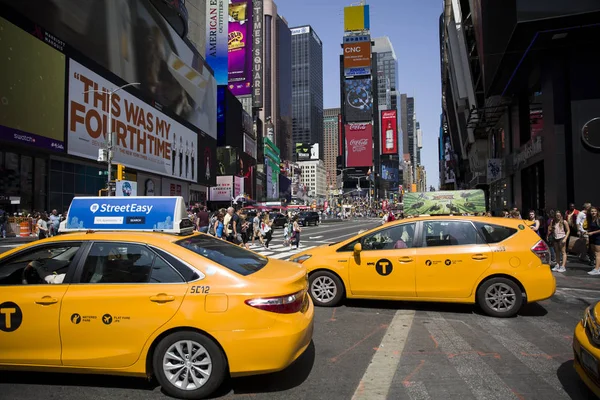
58 196 194 236
245 290 306 314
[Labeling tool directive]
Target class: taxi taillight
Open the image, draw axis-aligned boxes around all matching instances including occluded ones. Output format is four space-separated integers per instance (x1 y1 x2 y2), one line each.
532 240 551 265
245 290 306 314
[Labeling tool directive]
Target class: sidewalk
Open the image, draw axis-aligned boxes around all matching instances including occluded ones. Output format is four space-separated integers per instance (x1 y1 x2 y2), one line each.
0 236 37 245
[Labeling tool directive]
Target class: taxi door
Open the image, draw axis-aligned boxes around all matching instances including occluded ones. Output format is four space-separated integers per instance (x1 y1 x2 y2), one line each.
348 222 417 297
415 220 493 298
60 242 188 368
0 242 84 365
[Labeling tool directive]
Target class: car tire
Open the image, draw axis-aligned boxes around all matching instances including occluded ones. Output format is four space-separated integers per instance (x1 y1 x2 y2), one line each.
476 277 523 318
153 331 227 399
309 271 344 307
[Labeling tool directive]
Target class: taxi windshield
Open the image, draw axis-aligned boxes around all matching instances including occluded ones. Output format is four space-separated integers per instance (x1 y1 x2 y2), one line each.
176 235 268 276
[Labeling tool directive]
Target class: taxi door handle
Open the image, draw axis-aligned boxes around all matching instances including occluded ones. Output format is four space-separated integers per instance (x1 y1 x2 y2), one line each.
35 296 58 305
398 257 413 263
150 294 175 303
472 254 488 260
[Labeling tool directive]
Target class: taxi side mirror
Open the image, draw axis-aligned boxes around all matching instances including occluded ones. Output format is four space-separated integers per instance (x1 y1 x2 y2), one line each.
354 243 362 254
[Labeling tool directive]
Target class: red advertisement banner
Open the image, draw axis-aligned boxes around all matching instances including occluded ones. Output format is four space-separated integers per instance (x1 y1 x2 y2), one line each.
381 110 398 155
345 123 372 167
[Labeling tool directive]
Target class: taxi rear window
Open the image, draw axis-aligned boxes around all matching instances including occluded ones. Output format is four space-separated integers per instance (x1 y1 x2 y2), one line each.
176 235 267 276
474 222 517 243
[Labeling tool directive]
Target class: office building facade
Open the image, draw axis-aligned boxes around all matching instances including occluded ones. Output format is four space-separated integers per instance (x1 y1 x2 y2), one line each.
291 25 324 161
323 108 341 190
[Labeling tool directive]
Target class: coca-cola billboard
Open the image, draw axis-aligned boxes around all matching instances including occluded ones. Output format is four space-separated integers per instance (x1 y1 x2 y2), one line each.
381 110 398 155
345 123 373 167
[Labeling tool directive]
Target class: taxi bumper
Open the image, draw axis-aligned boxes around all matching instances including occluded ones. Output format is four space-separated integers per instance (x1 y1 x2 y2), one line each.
218 296 314 377
573 322 600 398
521 265 556 302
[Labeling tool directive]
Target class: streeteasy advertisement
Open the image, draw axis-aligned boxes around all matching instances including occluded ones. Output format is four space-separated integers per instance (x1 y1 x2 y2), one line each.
67 59 198 182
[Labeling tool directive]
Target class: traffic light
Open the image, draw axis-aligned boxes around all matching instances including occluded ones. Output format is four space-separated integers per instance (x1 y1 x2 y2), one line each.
117 164 125 181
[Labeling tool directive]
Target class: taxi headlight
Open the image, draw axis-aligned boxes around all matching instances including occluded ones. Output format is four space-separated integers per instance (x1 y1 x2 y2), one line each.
292 254 312 264
583 304 600 347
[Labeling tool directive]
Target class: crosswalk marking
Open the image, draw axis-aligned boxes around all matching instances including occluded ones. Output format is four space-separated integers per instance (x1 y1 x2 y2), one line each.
425 312 516 400
474 315 569 398
268 246 316 260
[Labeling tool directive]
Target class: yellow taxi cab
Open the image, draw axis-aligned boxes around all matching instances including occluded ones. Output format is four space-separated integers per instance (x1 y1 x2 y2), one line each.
0 196 313 399
573 302 600 397
290 215 556 317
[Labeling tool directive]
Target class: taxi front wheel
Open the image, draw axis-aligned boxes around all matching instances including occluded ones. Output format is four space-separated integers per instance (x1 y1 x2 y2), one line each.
153 331 227 399
309 271 344 307
476 277 523 318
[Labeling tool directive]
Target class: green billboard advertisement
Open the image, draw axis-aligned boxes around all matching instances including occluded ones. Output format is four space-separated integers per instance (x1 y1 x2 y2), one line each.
403 190 486 216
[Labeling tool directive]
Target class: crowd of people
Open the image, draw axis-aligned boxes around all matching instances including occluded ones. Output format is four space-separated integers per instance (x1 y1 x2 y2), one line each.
188 206 303 250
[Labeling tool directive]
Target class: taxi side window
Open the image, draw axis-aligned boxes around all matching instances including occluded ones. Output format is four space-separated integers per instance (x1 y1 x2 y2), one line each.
362 223 416 251
473 222 517 243
80 243 184 284
0 244 81 285
423 221 484 247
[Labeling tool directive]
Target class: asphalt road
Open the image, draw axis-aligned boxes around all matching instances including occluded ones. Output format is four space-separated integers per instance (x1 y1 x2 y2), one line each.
1 219 599 400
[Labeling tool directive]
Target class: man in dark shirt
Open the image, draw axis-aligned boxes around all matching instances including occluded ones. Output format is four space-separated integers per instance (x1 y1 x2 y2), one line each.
196 207 210 233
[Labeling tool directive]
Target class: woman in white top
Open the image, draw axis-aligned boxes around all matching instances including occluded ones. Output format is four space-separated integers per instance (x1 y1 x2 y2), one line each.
549 210 570 272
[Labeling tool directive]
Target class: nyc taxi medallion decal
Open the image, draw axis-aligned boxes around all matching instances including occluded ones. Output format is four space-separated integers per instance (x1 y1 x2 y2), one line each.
0 301 23 332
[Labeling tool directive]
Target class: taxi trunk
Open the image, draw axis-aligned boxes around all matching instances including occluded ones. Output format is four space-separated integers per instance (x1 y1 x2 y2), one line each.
224 258 314 377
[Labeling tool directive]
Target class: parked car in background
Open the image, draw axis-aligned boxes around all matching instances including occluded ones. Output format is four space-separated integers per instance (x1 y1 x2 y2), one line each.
298 211 320 226
270 213 289 228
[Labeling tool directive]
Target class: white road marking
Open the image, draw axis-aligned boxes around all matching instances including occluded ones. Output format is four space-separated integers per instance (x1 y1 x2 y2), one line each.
403 381 431 400
0 244 21 248
351 310 415 400
425 312 517 400
309 236 323 239
475 315 569 398
268 246 315 260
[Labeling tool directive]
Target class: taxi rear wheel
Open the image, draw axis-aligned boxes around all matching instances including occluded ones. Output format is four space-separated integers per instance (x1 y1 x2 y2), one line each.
309 271 344 307
477 277 523 318
153 331 227 399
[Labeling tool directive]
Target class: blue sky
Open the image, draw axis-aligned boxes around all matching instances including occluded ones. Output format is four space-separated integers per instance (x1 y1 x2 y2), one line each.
277 0 443 189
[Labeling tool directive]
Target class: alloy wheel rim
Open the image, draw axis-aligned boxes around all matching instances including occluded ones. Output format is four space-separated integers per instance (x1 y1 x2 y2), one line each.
311 276 337 303
163 340 212 390
484 283 517 312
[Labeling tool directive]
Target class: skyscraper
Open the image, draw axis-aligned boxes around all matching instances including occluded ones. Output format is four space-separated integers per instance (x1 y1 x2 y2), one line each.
401 96 416 170
291 25 324 160
373 37 398 111
323 108 341 189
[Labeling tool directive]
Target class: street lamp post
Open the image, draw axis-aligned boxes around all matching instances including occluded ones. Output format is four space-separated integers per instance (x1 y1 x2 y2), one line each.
83 82 140 195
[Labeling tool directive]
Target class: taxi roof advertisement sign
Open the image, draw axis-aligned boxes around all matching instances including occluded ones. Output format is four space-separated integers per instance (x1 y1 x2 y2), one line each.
67 60 198 183
64 197 185 232
403 190 486 216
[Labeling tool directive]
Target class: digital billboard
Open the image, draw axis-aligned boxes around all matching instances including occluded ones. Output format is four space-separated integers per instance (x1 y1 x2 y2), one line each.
295 143 311 160
344 5 370 31
68 59 199 183
216 147 238 175
6 0 217 140
0 15 65 152
381 110 398 155
345 123 372 168
206 0 229 85
344 78 373 122
343 40 371 77
239 151 255 199
210 175 233 202
228 0 253 96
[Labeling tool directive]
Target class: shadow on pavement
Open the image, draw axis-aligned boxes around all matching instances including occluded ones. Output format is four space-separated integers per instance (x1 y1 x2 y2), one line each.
0 370 158 392
210 340 316 398
557 360 595 400
343 298 549 318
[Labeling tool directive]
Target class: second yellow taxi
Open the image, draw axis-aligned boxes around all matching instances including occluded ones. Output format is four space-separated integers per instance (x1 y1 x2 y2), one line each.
291 215 556 317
